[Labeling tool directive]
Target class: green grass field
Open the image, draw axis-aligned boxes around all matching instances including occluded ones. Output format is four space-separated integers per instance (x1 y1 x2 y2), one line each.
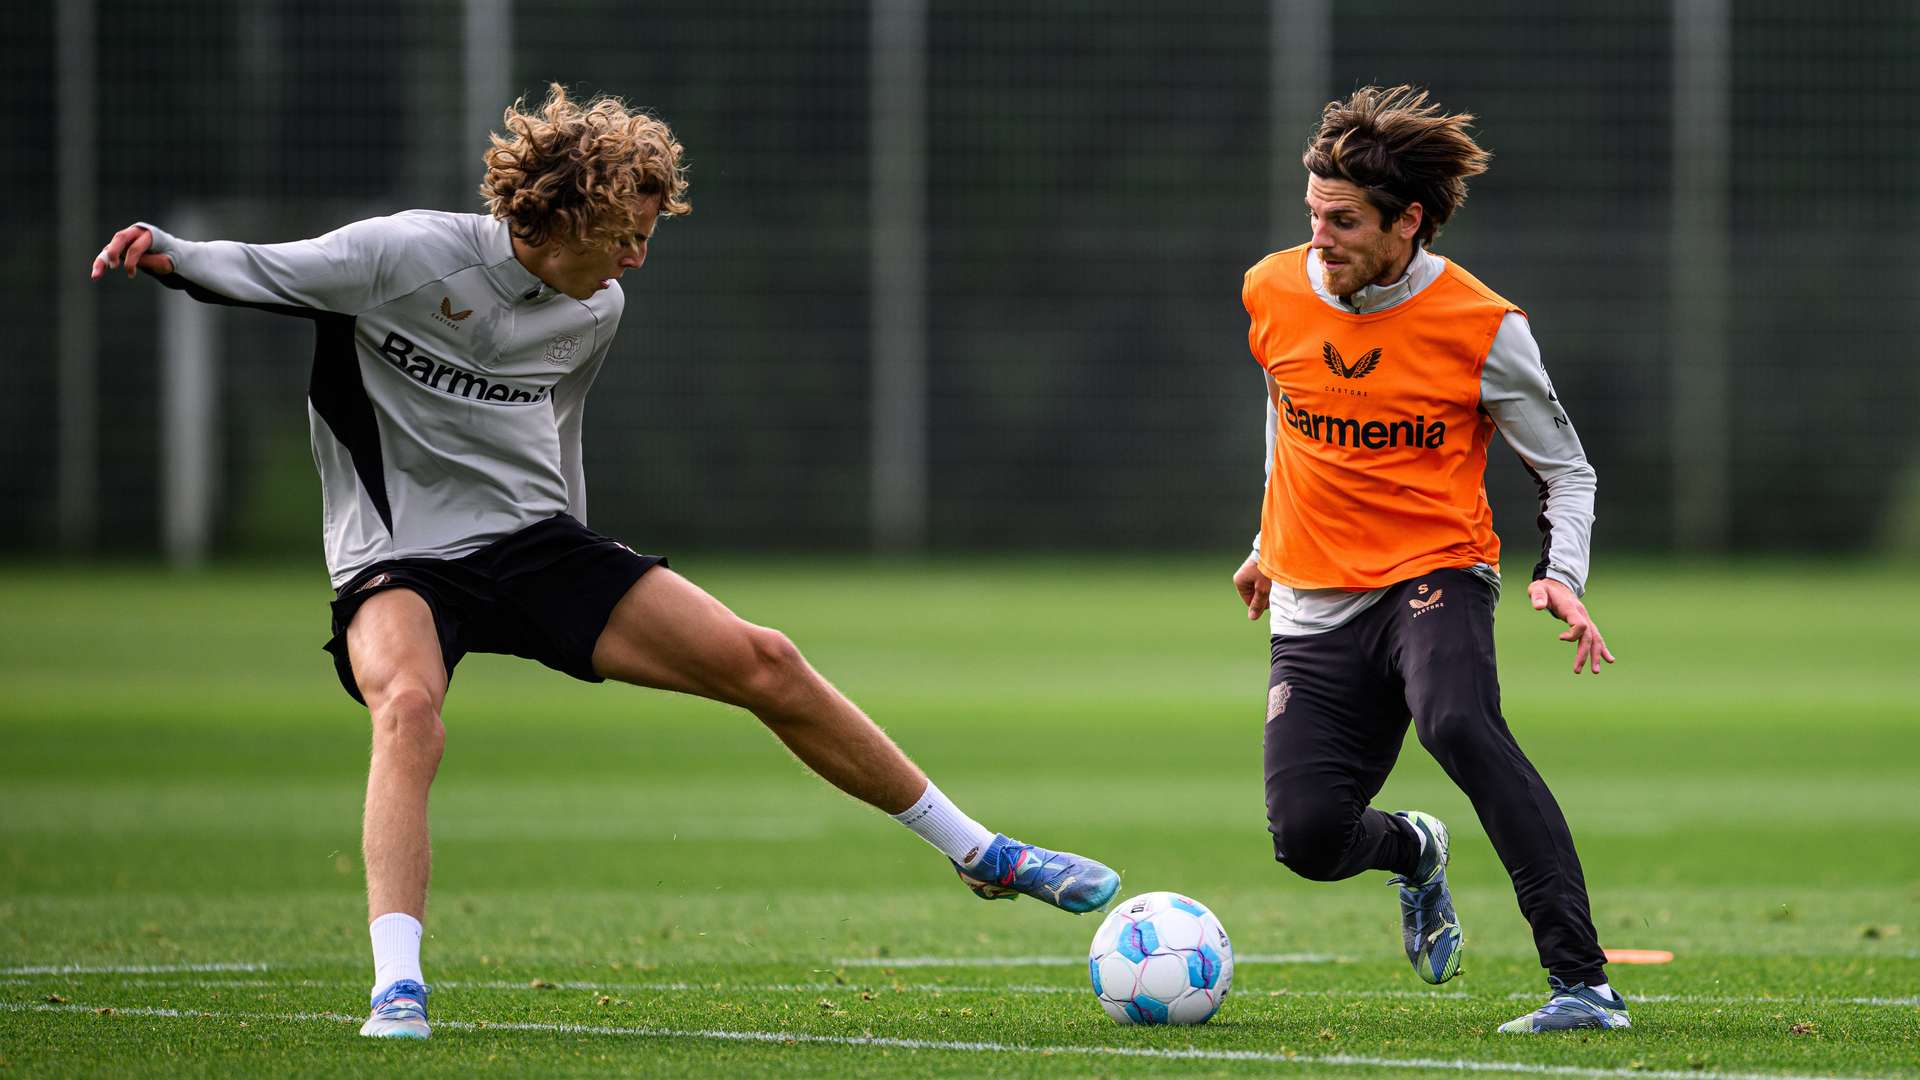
2 558 1917 1077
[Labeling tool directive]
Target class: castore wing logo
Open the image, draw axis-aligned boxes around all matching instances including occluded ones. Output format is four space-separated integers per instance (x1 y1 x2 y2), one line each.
1323 341 1381 379
433 296 473 327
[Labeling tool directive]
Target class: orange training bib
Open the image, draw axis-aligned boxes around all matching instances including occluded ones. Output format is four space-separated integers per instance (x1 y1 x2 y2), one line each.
1244 245 1519 590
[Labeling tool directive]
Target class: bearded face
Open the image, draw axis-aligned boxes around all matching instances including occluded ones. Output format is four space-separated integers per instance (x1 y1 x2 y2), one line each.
1304 174 1418 299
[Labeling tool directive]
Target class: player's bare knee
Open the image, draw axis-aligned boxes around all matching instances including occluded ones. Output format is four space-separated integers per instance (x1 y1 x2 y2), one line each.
733 626 813 713
368 686 445 760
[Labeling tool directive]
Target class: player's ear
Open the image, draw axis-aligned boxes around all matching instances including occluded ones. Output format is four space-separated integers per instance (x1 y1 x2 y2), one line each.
1394 202 1424 241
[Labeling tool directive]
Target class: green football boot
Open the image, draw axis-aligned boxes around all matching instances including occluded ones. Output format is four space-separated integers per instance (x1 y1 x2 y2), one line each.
1498 978 1631 1033
1390 810 1462 984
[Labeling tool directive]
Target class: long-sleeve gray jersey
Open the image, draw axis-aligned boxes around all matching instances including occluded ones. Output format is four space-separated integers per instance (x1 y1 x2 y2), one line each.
1254 244 1598 636
138 211 623 588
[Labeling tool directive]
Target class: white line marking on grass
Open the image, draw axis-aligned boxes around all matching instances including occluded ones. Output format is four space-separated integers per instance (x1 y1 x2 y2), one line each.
1258 988 1920 1010
0 976 1080 995
7 1003 196 1019
6 974 1915 1010
0 977 323 990
1606 992 1920 1009
438 983 1918 1010
437 979 1093 995
0 1000 1883 1080
433 981 1437 1000
834 952 1344 967
0 962 268 975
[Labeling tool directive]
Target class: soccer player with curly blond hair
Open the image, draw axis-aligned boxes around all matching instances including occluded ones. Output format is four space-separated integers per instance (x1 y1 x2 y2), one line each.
1233 86 1627 1034
93 84 1117 1040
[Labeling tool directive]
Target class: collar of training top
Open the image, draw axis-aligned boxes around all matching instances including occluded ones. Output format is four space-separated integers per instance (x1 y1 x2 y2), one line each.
482 218 563 304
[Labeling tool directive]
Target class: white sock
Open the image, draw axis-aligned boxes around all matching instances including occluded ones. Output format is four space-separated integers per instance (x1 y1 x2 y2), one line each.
1589 982 1614 1001
891 781 997 868
369 912 424 993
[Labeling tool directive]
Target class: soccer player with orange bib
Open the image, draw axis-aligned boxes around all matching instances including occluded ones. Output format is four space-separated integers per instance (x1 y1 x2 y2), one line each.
1232 86 1627 1034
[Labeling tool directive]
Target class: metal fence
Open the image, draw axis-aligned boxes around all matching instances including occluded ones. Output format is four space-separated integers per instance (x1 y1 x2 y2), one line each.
7 1 1917 560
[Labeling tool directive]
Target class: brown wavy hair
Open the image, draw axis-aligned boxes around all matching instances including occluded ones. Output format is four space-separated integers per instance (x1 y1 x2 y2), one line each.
481 83 691 248
1303 86 1489 245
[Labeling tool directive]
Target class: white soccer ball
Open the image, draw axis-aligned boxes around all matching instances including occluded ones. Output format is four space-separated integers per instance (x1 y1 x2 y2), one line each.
1088 891 1234 1025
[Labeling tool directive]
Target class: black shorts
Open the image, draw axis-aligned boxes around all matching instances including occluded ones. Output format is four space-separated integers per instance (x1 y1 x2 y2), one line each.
323 513 666 705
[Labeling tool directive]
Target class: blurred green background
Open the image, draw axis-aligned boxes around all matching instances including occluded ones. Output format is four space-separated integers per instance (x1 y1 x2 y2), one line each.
5 557 1916 909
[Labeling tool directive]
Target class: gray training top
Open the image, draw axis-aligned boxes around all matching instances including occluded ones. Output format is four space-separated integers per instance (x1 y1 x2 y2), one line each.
1255 244 1599 636
139 211 623 589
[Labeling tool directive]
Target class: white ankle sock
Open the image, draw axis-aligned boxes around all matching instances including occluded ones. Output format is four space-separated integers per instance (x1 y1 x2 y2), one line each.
1589 982 1614 1000
891 781 997 868
369 912 424 992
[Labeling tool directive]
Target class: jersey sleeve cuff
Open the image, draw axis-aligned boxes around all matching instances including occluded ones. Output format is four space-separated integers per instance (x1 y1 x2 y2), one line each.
133 221 178 252
1533 564 1585 597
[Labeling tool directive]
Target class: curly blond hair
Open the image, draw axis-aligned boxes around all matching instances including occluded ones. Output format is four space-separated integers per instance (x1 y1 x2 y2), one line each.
480 83 690 248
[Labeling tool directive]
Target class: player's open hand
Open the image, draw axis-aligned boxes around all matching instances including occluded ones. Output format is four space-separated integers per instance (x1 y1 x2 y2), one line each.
90 225 173 280
1232 553 1271 621
1528 578 1615 674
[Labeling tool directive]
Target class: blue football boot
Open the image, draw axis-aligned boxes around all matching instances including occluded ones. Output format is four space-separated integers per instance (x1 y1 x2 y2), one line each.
1498 977 1631 1033
952 834 1120 914
359 978 431 1039
1390 810 1462 984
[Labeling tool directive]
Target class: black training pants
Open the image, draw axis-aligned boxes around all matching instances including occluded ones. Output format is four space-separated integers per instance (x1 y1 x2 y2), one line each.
1262 568 1606 986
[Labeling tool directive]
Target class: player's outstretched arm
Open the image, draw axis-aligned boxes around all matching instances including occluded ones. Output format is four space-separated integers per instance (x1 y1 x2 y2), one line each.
90 216 393 314
89 225 173 280
1527 578 1615 675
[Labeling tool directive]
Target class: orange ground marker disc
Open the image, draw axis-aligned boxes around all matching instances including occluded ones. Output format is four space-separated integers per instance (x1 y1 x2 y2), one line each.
1603 948 1674 964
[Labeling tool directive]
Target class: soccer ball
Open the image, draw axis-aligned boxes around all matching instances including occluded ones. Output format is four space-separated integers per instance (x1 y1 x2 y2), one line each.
1088 891 1233 1025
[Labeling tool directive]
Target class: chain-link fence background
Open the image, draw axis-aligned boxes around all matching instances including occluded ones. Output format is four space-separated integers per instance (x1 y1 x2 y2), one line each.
6 1 1917 562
